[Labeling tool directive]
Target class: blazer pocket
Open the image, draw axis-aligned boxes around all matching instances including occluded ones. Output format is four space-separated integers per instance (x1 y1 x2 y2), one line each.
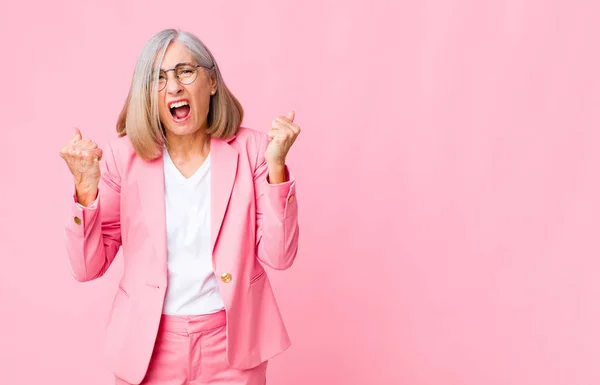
249 269 266 285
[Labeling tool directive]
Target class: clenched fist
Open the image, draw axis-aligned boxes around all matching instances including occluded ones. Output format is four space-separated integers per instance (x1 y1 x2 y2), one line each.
59 128 103 206
266 110 301 166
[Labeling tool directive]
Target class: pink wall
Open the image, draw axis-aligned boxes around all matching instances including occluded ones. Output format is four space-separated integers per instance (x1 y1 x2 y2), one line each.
1 0 599 384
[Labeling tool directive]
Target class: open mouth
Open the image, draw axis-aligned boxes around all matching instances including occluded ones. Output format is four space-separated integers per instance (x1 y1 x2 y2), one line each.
169 100 191 122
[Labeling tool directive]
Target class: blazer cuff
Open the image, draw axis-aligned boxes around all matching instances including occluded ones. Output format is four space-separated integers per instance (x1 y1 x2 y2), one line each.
66 185 99 237
264 167 297 218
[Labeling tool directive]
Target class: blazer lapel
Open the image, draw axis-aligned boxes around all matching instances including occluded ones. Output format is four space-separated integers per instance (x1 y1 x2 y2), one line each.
135 136 238 282
210 136 238 253
137 154 167 284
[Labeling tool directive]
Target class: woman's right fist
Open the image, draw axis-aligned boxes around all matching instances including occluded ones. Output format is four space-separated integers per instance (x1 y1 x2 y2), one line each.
60 128 103 205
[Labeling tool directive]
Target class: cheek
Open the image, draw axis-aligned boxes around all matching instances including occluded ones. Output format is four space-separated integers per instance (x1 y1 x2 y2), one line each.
192 97 210 117
158 106 167 124
157 95 167 116
158 107 173 128
188 85 210 116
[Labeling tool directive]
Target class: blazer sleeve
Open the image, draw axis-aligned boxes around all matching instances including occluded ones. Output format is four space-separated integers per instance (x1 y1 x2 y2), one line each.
253 133 300 270
64 142 122 282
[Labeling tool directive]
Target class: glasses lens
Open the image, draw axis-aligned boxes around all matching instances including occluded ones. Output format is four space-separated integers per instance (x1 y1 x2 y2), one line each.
177 65 198 85
157 72 167 91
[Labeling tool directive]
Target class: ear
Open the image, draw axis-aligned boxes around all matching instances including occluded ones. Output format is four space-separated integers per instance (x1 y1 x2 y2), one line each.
211 77 217 93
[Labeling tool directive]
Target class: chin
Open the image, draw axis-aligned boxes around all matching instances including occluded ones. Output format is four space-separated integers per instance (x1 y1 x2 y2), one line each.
164 119 203 136
167 126 197 136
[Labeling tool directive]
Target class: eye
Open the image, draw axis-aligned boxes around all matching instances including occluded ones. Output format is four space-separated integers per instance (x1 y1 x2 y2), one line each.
177 68 194 75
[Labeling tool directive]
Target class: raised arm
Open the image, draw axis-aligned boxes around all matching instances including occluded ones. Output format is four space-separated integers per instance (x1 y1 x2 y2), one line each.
60 129 122 281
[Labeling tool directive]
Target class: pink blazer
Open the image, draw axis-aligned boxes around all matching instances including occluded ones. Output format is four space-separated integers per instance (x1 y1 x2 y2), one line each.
64 127 299 384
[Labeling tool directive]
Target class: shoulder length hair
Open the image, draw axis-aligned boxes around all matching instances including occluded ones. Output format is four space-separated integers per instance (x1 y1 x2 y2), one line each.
116 29 243 160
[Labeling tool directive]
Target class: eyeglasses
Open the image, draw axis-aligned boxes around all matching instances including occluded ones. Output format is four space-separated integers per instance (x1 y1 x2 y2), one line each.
156 63 212 91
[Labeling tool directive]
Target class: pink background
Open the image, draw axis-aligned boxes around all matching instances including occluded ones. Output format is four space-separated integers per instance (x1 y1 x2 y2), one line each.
1 0 599 384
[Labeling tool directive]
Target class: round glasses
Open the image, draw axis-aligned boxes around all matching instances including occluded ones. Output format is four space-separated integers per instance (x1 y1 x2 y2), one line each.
157 63 210 91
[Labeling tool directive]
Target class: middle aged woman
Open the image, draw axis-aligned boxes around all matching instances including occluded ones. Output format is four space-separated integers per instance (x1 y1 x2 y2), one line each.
60 28 301 385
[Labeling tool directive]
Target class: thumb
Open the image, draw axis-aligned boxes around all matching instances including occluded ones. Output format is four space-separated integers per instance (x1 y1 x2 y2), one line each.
72 127 83 141
286 110 295 122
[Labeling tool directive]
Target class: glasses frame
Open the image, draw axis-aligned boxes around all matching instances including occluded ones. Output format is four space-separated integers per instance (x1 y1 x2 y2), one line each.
156 63 212 91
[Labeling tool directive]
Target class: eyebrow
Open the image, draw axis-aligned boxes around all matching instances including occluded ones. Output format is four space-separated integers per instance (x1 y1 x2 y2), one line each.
159 62 194 72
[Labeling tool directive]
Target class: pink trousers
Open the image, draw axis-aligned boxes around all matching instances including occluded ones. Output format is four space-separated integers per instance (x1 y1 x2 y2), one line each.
115 310 267 385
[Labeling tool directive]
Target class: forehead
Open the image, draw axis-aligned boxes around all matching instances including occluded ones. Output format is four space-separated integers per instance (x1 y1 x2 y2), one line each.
160 41 195 70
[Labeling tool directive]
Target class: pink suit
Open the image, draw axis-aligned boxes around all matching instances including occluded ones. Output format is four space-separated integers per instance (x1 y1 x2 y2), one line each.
64 127 299 384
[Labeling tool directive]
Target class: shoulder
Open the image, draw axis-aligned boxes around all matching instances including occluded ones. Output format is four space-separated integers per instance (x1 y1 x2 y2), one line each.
229 126 269 169
231 126 269 153
103 135 139 165
106 135 135 154
234 126 268 144
100 135 137 180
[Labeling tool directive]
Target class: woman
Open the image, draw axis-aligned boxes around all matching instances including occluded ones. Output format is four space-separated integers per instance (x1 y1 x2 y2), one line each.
60 29 300 385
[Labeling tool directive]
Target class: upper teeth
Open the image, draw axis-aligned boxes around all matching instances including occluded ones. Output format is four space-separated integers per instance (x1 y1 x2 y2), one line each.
169 101 189 109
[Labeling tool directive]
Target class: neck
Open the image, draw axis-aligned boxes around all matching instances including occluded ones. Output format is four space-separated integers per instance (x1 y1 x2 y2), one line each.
165 129 210 160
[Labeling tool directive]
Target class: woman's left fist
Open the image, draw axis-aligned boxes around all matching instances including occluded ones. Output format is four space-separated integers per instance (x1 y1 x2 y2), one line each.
265 111 301 166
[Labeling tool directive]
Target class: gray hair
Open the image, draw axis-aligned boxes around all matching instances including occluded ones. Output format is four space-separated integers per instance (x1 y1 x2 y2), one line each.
116 29 243 160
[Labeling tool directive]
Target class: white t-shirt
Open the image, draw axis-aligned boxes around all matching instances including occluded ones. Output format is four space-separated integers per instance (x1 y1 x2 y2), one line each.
161 149 225 315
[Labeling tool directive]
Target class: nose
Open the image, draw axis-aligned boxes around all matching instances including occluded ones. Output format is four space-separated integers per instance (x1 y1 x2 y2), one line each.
166 72 183 95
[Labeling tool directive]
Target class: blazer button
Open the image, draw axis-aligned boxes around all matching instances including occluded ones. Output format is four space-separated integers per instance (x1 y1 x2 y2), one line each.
221 272 232 283
74 216 82 225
